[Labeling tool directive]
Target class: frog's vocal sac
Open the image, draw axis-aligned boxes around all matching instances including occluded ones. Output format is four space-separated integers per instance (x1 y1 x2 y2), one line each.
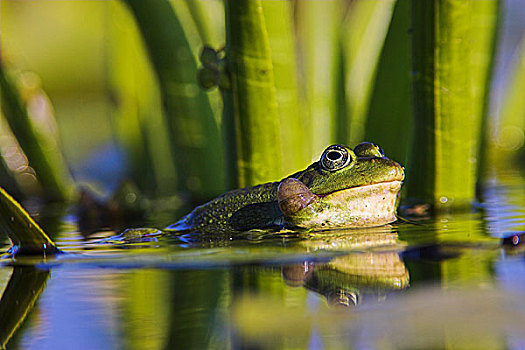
167 143 405 233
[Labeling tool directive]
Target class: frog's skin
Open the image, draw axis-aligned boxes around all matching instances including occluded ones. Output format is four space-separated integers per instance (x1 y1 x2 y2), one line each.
167 143 404 233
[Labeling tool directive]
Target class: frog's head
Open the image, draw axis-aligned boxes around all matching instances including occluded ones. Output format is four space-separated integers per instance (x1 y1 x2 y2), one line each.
277 142 404 229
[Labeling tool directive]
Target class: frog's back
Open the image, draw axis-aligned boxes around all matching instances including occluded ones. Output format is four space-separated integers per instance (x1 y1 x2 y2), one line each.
168 182 282 232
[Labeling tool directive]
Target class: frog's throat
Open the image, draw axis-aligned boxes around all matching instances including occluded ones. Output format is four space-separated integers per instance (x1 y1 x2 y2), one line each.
286 180 403 229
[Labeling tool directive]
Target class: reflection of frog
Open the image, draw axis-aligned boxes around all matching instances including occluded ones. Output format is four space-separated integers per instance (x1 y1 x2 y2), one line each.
282 252 409 308
168 143 404 232
284 226 409 307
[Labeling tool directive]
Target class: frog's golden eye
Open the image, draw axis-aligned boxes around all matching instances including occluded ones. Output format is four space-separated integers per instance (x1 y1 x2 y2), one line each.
353 142 384 158
320 145 354 171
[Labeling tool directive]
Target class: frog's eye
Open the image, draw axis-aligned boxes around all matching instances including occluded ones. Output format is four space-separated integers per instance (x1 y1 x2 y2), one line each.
320 145 354 171
353 142 384 158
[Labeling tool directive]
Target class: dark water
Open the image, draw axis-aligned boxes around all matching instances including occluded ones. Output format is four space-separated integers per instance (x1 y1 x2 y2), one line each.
1 171 525 349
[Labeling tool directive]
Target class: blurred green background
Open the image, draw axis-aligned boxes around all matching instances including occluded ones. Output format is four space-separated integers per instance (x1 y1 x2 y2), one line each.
1 0 524 211
1 1 119 197
2 1 111 161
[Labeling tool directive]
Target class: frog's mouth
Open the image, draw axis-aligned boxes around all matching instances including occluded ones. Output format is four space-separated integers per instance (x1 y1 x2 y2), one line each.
316 180 403 198
277 179 403 228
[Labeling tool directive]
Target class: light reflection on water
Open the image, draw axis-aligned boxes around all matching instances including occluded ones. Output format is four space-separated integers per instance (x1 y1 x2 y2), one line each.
482 170 525 238
0 172 525 349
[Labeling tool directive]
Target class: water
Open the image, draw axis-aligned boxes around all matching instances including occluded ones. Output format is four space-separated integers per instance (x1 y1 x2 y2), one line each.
1 171 525 349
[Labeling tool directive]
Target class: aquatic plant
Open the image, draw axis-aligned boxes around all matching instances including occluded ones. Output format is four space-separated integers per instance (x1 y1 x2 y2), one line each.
0 0 514 213
123 0 225 200
0 186 57 255
223 0 282 187
407 0 500 209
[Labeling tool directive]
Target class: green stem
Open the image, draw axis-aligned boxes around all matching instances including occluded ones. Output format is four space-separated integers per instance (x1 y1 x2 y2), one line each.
407 0 499 209
224 0 282 187
261 1 309 174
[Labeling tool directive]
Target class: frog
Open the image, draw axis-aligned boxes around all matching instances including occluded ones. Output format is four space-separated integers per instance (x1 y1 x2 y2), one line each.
166 142 404 233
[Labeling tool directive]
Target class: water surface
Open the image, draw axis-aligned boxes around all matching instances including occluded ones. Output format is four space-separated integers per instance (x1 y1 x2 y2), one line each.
1 171 525 349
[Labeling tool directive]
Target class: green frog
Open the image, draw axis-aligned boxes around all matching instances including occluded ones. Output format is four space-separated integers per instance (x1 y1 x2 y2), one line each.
167 142 404 233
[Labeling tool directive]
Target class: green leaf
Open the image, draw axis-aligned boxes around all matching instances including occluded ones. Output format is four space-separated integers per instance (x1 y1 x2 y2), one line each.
341 0 397 146
124 0 225 200
364 0 412 165
108 1 178 196
183 0 225 48
295 0 345 152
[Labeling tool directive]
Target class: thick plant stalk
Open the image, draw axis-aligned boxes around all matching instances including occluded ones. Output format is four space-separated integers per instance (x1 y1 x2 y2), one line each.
0 63 74 201
295 0 344 153
341 0 397 146
408 0 499 209
224 0 282 187
124 0 225 200
261 1 309 174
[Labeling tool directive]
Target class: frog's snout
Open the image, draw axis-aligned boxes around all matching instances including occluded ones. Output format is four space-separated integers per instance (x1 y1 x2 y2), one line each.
382 158 405 182
392 162 405 181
